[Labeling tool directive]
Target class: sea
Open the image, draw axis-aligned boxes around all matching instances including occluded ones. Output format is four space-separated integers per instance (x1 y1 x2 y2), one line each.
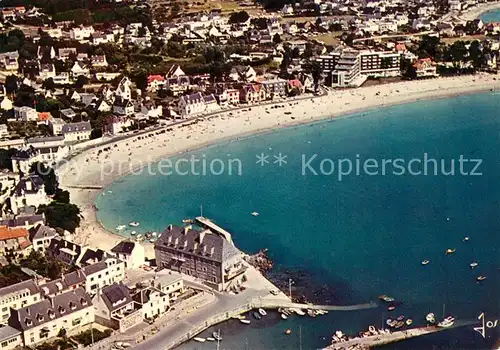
95 92 500 350
480 9 500 23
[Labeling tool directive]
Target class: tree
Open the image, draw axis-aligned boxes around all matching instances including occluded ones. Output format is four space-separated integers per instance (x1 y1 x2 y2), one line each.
0 148 17 170
4 75 18 94
53 189 70 204
449 40 467 67
469 40 486 70
37 202 81 233
20 250 65 280
42 78 56 91
273 33 282 44
74 75 89 89
401 58 417 79
228 11 249 24
30 162 58 195
417 35 441 59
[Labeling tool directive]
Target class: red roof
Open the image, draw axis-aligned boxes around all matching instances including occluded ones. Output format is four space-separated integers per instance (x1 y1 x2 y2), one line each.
38 112 51 121
395 43 406 52
0 226 29 241
288 79 302 88
147 75 165 84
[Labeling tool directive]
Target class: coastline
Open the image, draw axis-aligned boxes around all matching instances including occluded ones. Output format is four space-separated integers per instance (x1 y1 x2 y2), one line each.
59 74 500 256
457 0 500 21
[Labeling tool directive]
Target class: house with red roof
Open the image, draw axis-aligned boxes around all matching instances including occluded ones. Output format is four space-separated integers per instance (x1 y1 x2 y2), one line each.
147 75 165 92
413 58 439 78
287 79 304 94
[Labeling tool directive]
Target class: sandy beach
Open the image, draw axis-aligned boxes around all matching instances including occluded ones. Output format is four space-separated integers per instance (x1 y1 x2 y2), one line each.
456 0 500 21
59 74 500 256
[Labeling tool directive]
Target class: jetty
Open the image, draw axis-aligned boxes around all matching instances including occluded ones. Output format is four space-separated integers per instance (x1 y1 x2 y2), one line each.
324 320 477 349
64 184 104 190
195 216 234 244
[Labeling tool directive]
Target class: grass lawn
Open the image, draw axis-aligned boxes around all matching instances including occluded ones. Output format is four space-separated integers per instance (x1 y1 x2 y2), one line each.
312 32 342 46
441 35 486 44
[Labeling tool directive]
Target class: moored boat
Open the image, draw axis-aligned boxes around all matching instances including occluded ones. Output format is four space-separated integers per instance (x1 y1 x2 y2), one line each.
445 248 456 255
131 231 137 235
258 308 267 316
426 313 436 323
307 309 317 317
212 331 222 341
281 313 288 320
388 305 396 311
253 311 261 320
378 295 395 302
406 319 413 326
193 337 206 343
476 275 487 281
206 337 215 342
470 261 479 268
240 319 251 324
251 212 259 216
129 222 140 227
116 225 126 231
463 236 470 241
293 308 306 316
437 316 455 328
421 259 430 265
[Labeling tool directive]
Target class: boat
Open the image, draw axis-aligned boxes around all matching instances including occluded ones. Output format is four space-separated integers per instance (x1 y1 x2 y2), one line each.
426 313 436 323
476 275 487 281
129 222 139 227
386 319 393 326
182 219 193 224
212 331 222 341
395 321 405 329
240 319 251 324
437 316 455 328
258 308 267 316
152 232 157 236
292 308 306 316
378 295 395 302
149 239 155 243
470 262 479 268
307 309 317 317
463 236 470 241
251 212 259 216
421 260 430 265
116 225 126 231
445 248 456 255
388 305 396 311
193 337 206 343
396 315 405 321
406 319 413 326
253 311 261 320
206 337 215 342
281 313 288 320
285 329 292 335
131 231 137 235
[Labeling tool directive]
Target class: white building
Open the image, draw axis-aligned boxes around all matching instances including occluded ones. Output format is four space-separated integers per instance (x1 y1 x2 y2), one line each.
0 96 13 111
48 118 65 136
11 147 41 174
0 280 40 324
70 26 95 41
132 287 168 320
178 92 206 116
14 107 38 122
113 97 134 116
9 175 50 215
61 121 92 142
110 241 145 269
8 288 94 347
30 224 57 253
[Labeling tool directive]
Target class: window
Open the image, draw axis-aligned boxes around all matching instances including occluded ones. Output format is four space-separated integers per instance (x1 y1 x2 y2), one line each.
2 341 7 347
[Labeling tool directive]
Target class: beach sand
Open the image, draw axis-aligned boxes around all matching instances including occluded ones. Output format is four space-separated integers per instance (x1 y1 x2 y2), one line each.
59 74 500 257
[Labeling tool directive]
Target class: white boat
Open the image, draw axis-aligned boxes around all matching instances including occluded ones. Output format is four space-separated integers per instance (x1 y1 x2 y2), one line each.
437 316 455 328
206 337 215 342
445 248 456 255
131 231 137 236
281 313 288 320
251 212 259 216
470 261 479 268
240 319 251 324
129 222 140 227
152 232 157 236
476 275 487 281
258 308 267 316
426 313 436 323
421 260 430 265
116 225 126 231
292 308 306 316
406 319 413 326
193 337 206 342
463 236 470 241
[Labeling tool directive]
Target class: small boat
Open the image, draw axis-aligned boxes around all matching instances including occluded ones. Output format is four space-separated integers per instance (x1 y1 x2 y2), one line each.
108 190 113 194
293 308 306 316
131 231 137 235
476 275 487 281
395 321 405 329
149 239 155 243
421 260 430 265
396 315 405 321
206 337 215 342
470 261 479 268
445 248 456 255
152 232 157 236
307 309 317 317
406 319 413 326
285 329 292 335
281 313 288 320
258 308 267 316
240 319 251 324
388 305 396 311
116 225 126 231
193 337 206 343
386 319 393 326
129 222 140 227
463 237 470 241
426 313 436 323
253 311 261 320
437 316 455 328
182 219 193 224
378 295 395 302
251 212 259 216
212 332 222 341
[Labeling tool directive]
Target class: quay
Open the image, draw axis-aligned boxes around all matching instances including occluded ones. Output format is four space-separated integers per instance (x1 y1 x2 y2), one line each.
64 184 104 190
324 320 478 349
195 216 234 244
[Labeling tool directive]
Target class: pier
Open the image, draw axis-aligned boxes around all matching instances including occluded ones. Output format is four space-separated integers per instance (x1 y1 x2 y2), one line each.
195 216 234 244
324 320 477 349
64 184 104 190
253 298 378 311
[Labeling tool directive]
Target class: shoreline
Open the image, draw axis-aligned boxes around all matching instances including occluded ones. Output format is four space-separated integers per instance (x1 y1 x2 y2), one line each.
59 74 500 255
457 0 500 21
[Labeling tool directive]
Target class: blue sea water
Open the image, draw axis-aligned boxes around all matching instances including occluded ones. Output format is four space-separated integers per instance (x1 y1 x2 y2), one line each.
480 9 500 23
95 92 500 350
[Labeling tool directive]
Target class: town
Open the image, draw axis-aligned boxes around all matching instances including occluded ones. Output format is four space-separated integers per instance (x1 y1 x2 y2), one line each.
0 0 497 348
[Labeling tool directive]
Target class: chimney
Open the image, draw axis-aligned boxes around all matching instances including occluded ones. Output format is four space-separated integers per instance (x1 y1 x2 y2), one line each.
199 230 206 244
27 308 31 316
210 247 215 256
174 237 179 246
194 242 198 251
168 224 172 231
203 245 207 254
183 240 188 249
168 236 172 244
49 297 54 308
183 225 192 234
25 180 32 191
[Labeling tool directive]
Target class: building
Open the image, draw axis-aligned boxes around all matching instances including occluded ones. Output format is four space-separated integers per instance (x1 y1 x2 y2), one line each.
239 84 266 104
154 225 245 291
92 55 108 67
152 271 184 301
62 122 92 142
70 61 90 78
0 52 19 71
0 214 45 230
178 92 206 116
165 76 190 96
132 286 168 320
11 147 40 174
9 288 94 347
80 258 126 296
414 58 439 78
29 224 57 253
70 26 95 41
48 118 65 136
14 107 37 122
103 115 132 135
92 283 143 332
9 175 50 215
147 75 165 92
358 50 401 77
0 326 22 349
113 98 134 116
0 96 13 111
0 279 40 324
110 241 145 269
260 78 288 99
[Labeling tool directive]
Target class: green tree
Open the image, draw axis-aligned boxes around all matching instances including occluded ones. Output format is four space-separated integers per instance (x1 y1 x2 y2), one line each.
228 11 249 24
4 75 19 94
37 202 81 233
53 189 70 204
30 162 58 195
